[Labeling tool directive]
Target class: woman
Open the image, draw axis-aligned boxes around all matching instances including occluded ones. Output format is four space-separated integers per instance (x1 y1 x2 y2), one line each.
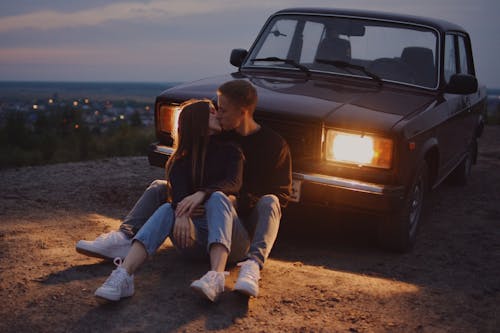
94 99 249 302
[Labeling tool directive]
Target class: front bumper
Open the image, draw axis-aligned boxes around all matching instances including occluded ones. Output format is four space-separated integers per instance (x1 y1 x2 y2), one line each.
148 144 405 215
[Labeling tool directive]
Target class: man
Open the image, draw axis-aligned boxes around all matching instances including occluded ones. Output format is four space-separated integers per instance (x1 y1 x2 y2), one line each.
76 79 291 298
213 79 291 297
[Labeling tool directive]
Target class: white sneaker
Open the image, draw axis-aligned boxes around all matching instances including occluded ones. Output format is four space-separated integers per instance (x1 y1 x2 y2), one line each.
95 258 134 301
76 231 132 260
234 259 260 297
190 271 228 302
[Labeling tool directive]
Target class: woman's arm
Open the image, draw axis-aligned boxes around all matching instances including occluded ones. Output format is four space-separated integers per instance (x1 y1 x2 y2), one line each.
198 144 244 197
175 190 206 217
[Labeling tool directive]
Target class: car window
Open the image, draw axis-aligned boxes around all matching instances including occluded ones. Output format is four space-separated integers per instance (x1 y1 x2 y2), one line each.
254 19 297 61
444 34 457 82
457 35 471 75
244 15 438 88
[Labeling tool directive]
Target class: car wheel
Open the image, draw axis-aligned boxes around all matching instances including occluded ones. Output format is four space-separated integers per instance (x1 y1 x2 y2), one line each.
378 160 428 252
448 140 475 186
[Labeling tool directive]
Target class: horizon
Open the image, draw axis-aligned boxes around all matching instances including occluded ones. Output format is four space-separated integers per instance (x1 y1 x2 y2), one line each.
1 81 500 91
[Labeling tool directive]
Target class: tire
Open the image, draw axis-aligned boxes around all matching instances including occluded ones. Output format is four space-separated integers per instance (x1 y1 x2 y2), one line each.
378 161 428 252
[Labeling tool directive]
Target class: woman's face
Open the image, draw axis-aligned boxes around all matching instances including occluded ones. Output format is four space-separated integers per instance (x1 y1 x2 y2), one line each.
208 105 222 134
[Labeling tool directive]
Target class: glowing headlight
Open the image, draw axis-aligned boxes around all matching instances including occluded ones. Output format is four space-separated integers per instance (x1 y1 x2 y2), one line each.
158 104 181 146
325 130 393 169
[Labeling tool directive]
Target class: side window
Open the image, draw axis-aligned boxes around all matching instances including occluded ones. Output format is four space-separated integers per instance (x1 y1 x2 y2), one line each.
458 35 472 75
444 34 457 82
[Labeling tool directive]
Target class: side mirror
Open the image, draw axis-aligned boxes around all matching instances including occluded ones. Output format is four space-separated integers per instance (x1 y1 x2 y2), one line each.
445 74 478 94
230 49 248 68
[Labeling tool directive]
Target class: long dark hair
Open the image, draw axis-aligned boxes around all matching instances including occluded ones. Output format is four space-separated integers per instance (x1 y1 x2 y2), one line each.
165 99 213 188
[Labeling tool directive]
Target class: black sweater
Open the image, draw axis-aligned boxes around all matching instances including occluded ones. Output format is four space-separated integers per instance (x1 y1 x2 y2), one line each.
168 138 244 207
223 126 292 216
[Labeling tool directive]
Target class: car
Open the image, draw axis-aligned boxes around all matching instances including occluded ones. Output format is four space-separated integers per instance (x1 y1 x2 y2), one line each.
148 7 487 251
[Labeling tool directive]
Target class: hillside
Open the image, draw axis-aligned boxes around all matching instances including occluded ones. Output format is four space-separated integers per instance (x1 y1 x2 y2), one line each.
0 126 499 332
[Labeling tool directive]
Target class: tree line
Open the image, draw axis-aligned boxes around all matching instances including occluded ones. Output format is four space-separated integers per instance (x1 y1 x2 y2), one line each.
0 104 154 169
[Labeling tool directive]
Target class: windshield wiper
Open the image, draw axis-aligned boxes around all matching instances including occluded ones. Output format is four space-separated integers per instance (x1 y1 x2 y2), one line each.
251 57 311 77
315 59 383 85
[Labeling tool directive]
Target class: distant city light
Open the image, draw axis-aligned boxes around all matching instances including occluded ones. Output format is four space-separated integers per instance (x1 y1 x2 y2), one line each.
119 115 125 120
73 101 79 107
94 110 99 115
84 98 89 104
48 99 54 104
32 104 39 110
145 106 151 111
74 124 79 129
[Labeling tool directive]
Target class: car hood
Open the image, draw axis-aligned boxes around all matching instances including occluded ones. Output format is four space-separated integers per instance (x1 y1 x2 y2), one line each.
160 72 437 133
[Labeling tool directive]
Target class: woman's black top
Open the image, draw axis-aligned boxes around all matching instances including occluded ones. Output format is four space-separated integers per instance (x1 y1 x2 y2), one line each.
168 137 244 207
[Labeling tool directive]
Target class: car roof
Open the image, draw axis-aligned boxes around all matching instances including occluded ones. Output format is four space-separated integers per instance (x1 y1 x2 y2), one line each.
274 7 466 33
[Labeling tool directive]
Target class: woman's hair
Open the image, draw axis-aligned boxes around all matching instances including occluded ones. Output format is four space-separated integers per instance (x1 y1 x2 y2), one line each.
165 99 214 188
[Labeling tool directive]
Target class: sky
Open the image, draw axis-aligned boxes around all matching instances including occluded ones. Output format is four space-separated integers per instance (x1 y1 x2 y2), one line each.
0 0 499 88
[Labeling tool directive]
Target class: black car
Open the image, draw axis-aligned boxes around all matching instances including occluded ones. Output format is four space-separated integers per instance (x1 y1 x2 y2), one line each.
148 8 487 251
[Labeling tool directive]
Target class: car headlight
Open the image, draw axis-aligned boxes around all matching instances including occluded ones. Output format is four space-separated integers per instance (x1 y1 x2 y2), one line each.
158 104 181 146
325 129 393 169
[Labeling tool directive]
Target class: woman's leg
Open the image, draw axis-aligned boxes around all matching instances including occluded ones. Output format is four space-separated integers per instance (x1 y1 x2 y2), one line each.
206 192 250 265
121 241 148 275
95 203 176 301
190 192 249 301
209 243 229 272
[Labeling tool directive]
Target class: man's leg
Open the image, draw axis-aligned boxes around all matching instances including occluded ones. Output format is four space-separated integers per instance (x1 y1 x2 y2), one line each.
76 180 169 259
234 194 281 297
244 194 282 268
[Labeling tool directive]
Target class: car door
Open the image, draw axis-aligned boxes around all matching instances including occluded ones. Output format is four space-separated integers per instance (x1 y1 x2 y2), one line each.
437 33 470 178
456 34 480 147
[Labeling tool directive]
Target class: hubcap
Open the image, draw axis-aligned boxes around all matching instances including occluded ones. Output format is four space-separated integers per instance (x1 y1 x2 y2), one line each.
408 178 423 234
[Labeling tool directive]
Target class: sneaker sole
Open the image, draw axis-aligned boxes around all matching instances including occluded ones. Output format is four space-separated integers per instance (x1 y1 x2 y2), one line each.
190 284 217 302
75 245 115 261
94 292 133 302
233 284 258 298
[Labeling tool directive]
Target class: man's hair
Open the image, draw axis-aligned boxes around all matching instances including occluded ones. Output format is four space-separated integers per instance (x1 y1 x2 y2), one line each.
217 79 257 113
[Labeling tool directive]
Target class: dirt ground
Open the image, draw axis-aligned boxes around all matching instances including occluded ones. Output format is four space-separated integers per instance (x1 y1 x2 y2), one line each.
0 127 499 333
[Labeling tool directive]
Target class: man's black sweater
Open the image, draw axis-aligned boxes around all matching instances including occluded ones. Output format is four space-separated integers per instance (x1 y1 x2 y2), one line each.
226 126 292 216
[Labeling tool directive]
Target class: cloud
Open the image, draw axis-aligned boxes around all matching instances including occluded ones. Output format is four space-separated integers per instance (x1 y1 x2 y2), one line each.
0 0 271 33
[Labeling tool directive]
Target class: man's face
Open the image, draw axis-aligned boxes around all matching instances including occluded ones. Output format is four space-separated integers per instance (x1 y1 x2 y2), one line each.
216 94 245 131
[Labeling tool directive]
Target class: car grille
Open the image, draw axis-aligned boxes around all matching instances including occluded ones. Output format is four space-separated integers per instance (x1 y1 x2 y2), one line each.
255 114 322 162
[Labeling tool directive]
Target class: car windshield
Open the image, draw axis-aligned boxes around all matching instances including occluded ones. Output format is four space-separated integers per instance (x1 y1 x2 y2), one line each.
243 14 439 88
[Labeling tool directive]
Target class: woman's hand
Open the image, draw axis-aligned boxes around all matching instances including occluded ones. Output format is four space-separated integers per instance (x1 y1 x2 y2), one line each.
175 191 206 217
173 215 195 249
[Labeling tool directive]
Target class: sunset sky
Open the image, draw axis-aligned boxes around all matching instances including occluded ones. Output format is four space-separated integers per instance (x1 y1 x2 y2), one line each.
0 0 499 88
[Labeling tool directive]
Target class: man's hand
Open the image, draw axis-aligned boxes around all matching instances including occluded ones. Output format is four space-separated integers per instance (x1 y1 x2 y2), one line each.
175 191 206 217
173 215 196 249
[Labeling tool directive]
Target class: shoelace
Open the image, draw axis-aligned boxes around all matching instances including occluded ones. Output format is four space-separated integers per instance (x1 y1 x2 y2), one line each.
201 271 229 283
102 258 127 288
200 271 229 292
237 261 260 281
96 231 116 241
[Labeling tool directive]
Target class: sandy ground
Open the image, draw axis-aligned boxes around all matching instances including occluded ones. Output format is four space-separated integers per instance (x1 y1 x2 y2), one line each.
0 126 499 333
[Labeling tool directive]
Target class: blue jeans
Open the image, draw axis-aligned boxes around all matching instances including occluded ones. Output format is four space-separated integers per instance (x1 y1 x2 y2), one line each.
201 192 282 269
119 180 169 238
133 192 250 263
235 194 282 269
